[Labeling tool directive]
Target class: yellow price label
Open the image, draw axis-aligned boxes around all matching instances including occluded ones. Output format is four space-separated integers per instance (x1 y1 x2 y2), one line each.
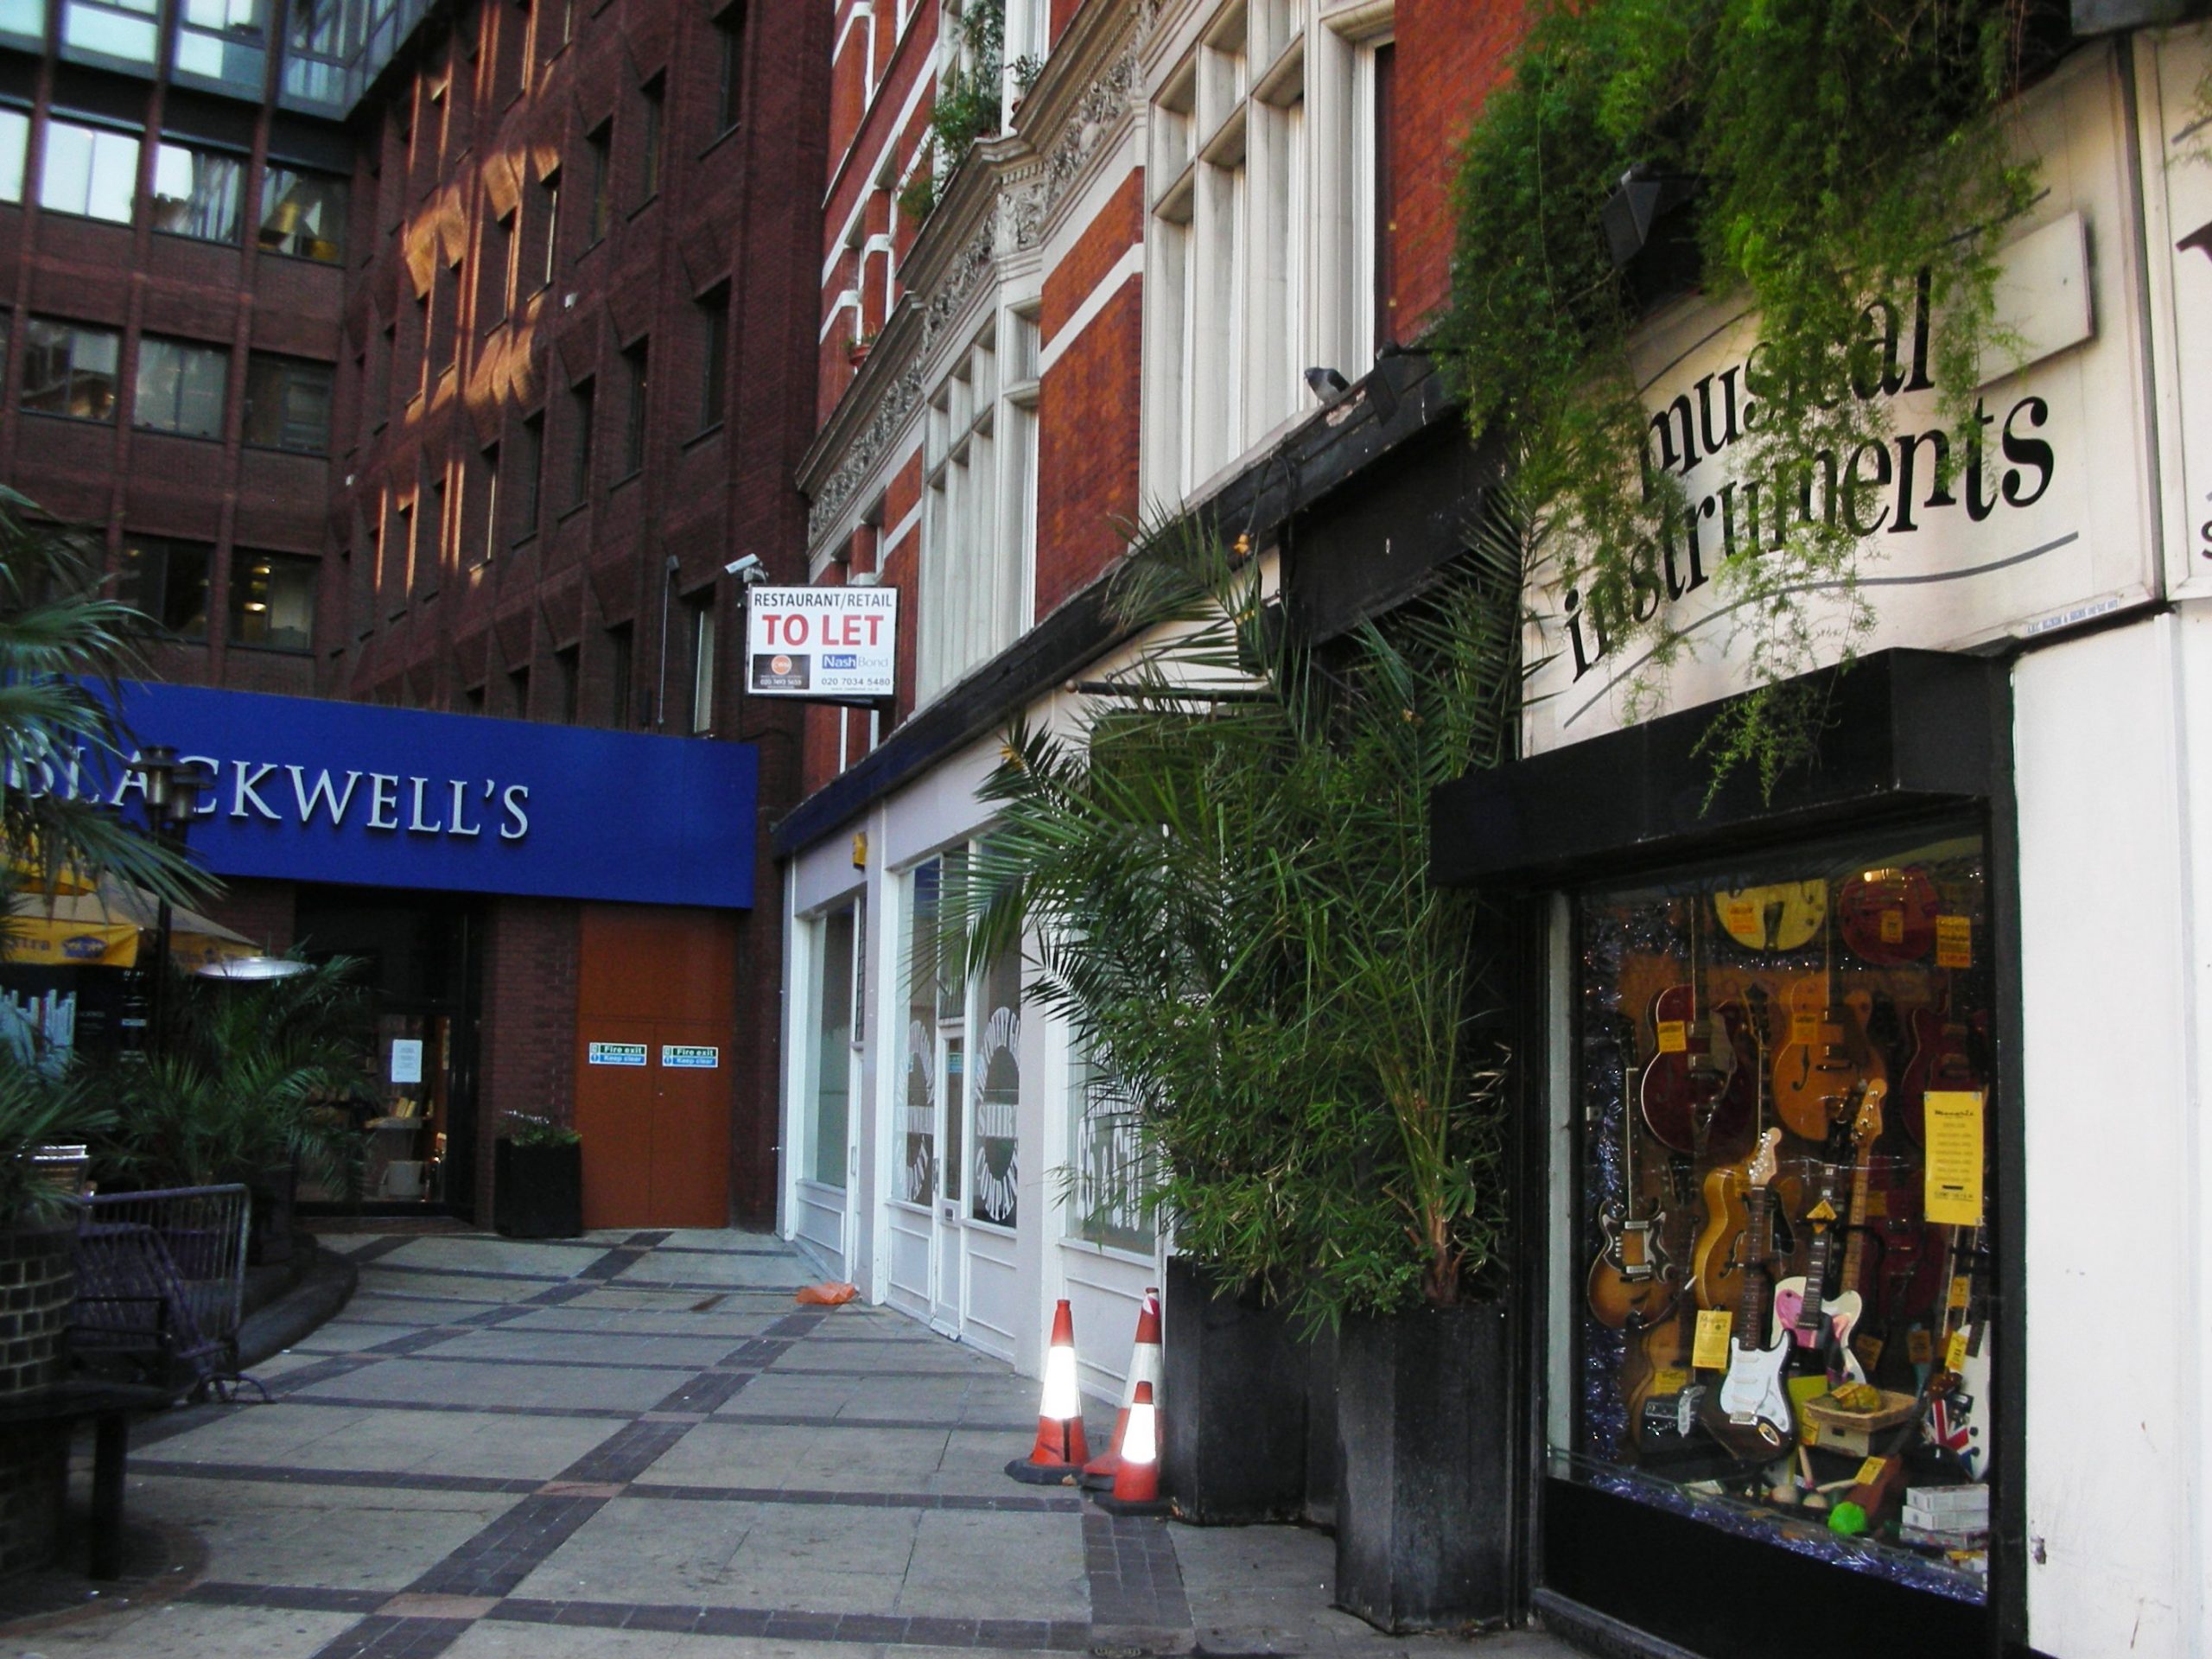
1948 1274 1972 1311
1856 1456 1889 1488
1880 911 1905 944
1801 1419 1821 1446
1723 898 1760 938
1790 1014 1821 1045
1909 1329 1935 1365
1656 1020 1688 1055
1936 914 1972 969
1861 1188 1888 1219
1853 1333 1885 1371
1651 1367 1692 1395
1945 1330 1970 1374
1692 1307 1734 1371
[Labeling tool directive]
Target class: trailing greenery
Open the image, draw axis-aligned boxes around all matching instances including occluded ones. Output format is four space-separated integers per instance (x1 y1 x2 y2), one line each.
504 1111 582 1148
0 486 208 907
92 956 372 1195
899 0 1005 227
1434 0 2056 795
960 509 1527 1328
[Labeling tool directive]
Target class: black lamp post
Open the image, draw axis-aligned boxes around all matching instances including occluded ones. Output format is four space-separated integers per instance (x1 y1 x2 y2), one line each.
129 745 212 1052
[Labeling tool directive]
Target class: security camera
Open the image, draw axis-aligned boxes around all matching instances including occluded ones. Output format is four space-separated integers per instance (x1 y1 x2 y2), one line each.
725 554 766 584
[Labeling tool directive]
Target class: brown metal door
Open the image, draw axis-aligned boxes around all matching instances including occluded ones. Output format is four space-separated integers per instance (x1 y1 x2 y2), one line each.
575 1017 657 1229
649 1021 730 1226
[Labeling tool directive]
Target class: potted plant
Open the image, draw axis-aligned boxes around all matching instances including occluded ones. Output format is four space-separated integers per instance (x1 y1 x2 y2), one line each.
962 508 1525 1619
493 1112 582 1238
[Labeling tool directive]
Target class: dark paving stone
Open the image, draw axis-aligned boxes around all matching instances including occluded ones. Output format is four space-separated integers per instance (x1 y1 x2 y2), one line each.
719 1337 793 1368
265 1355 383 1396
696 1606 773 1637
406 1495 608 1597
764 1611 845 1638
138 1460 539 1496
619 1603 708 1633
308 1615 472 1659
557 1419 692 1483
364 1327 471 1357
765 1311 828 1338
654 1369 751 1413
184 1580 390 1613
280 1394 639 1421
906 1615 982 1645
624 1230 673 1249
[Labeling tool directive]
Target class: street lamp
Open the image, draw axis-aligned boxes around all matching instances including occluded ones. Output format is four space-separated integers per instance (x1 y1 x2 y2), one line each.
128 746 212 1051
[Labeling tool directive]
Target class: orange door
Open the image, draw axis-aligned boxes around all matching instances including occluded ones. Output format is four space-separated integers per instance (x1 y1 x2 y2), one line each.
575 1018 658 1227
647 1020 731 1226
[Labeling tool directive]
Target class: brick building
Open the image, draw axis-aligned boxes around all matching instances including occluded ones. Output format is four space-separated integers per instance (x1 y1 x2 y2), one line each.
775 0 1502 1381
0 0 829 1226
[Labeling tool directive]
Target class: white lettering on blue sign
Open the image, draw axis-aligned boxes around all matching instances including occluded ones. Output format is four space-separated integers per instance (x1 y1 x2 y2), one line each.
661 1046 721 1069
588 1042 649 1066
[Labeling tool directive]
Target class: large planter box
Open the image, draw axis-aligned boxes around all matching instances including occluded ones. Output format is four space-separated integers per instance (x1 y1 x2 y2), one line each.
248 1164 296 1266
493 1140 582 1238
1334 1300 1512 1631
1161 1256 1312 1523
0 1218 76 1580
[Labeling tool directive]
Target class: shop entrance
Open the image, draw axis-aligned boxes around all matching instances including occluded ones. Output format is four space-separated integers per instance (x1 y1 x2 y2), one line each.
572 906 736 1228
294 885 484 1216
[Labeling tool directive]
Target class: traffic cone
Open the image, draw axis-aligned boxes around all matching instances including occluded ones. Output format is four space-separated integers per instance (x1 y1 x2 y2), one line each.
1083 1287 1163 1490
1095 1382 1168 1516
1006 1299 1090 1484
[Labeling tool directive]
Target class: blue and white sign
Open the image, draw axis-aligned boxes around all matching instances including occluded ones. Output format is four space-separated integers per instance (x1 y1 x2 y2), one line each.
662 1045 720 1068
588 1042 649 1066
17 683 758 909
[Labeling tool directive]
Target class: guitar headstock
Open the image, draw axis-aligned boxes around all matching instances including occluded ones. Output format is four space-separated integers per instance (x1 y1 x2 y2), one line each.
1853 1079 1886 1147
1746 1128 1780 1190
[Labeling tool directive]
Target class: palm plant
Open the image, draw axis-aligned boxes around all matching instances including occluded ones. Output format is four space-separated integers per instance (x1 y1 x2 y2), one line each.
0 1048 111 1220
93 956 372 1195
0 486 207 909
963 504 1529 1325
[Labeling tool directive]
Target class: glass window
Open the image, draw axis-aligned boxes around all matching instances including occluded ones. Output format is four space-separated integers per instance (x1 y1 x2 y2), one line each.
585 122 609 243
620 338 647 474
227 550 315 648
117 536 211 636
479 443 499 564
61 0 160 65
715 3 744 131
242 353 334 452
0 108 29 202
175 0 268 93
554 643 577 723
812 905 855 1190
569 375 593 505
1565 823 1994 1602
537 168 559 288
149 142 245 243
40 119 141 224
689 592 714 733
607 622 632 725
133 336 229 437
1066 1043 1154 1253
639 76 663 202
900 858 941 1205
257 163 346 261
969 940 1019 1227
698 286 727 429
513 410 542 538
22 318 121 422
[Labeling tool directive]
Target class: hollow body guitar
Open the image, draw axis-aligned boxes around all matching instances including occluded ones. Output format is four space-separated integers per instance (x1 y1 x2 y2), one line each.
1708 1130 1794 1457
1772 977 1885 1142
1638 984 1757 1159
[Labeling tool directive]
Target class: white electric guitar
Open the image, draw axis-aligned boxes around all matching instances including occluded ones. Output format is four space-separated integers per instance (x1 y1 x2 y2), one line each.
1715 1130 1794 1452
1771 1083 1885 1386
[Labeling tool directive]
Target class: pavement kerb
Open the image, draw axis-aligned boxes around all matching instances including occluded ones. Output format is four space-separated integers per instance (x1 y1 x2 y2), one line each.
235 1242 359 1370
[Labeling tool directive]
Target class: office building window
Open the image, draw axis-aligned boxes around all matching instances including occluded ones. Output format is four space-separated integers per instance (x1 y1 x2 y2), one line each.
117 536 212 637
228 550 316 650
479 444 500 564
0 108 27 202
585 123 610 244
715 4 745 132
690 594 715 733
514 410 543 538
22 319 121 422
148 142 245 244
919 324 1025 701
508 663 530 717
639 76 664 202
554 644 578 723
607 622 632 726
174 0 268 95
241 353 334 452
569 377 594 505
258 164 346 261
133 336 230 438
809 904 856 1190
39 118 140 224
620 339 648 474
537 168 560 288
698 286 728 429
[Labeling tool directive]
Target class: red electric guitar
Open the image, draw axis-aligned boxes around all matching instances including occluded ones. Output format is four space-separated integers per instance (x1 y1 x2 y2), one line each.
1897 976 1980 1146
1638 907 1756 1158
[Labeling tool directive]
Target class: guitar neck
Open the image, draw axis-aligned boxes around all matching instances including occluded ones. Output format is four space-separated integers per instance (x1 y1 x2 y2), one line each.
1737 1187 1772 1344
1840 1153 1874 1289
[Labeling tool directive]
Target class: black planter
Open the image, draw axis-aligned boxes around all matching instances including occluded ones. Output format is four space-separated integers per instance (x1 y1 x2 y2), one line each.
493 1139 582 1238
1334 1300 1512 1631
1161 1256 1312 1523
248 1164 296 1266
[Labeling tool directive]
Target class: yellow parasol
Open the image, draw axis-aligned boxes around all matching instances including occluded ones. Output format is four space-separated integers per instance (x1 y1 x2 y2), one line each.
3 875 256 969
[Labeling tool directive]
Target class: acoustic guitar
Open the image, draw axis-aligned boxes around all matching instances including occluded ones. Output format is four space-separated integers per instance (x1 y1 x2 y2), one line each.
1838 865 1939 966
1588 1093 1678 1330
1772 906 1885 1142
1713 880 1826 952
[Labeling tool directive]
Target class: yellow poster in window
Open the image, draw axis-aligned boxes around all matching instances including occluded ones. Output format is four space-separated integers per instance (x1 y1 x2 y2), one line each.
1936 914 1972 969
1692 1308 1733 1370
1923 1090 1986 1226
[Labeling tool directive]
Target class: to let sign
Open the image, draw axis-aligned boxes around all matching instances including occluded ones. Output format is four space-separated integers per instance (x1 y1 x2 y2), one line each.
746 586 898 702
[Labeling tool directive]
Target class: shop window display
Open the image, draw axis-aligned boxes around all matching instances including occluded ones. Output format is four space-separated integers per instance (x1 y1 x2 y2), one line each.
1566 823 1994 1605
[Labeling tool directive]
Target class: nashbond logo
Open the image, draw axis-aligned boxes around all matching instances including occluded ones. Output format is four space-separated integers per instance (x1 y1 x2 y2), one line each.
1560 272 2058 683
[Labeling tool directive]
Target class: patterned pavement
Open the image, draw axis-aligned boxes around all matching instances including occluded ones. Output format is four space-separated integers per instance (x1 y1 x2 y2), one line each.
14 1230 1571 1658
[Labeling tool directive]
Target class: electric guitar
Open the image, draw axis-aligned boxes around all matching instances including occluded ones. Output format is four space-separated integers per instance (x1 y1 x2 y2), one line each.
1925 1223 1995 1480
1588 1089 1678 1330
1708 1130 1794 1456
1771 903 1885 1142
1837 865 1940 965
1771 1082 1885 1385
1897 976 1980 1146
1713 880 1826 951
1638 906 1756 1157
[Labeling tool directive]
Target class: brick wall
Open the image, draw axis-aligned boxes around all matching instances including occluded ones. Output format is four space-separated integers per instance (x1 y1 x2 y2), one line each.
196 879 297 957
0 1224 76 1578
474 896 580 1221
1393 0 1528 340
1034 284 1141 620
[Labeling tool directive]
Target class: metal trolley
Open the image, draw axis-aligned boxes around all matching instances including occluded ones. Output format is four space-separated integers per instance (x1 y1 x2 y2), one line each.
72 1184 266 1402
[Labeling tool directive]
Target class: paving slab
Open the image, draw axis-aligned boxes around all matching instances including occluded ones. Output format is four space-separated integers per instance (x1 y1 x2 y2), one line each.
17 1226 1580 1659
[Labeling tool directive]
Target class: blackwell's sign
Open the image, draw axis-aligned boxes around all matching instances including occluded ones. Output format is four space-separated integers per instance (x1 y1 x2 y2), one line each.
8 683 759 908
1524 50 2157 756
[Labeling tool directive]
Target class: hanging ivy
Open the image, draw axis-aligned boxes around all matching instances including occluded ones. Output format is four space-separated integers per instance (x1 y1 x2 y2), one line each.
1434 0 2067 794
898 0 1006 227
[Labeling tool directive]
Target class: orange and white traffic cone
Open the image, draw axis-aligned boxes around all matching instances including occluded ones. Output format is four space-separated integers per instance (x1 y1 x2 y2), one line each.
1083 1287 1163 1490
1006 1299 1090 1484
1096 1381 1168 1516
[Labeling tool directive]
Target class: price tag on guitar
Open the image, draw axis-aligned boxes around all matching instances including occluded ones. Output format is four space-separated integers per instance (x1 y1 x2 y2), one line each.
1944 1330 1970 1375
1656 1020 1688 1054
1692 1308 1733 1370
1936 914 1972 969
